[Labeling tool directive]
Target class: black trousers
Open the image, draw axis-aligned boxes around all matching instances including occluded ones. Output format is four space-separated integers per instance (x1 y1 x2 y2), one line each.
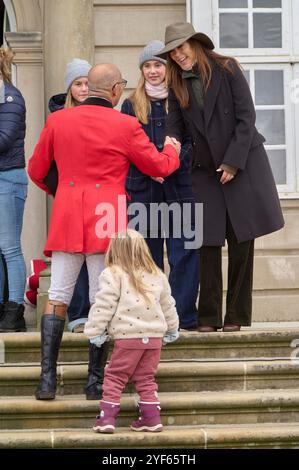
198 216 254 328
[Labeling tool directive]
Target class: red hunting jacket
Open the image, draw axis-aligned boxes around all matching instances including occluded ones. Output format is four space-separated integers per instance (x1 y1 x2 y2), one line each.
28 98 179 255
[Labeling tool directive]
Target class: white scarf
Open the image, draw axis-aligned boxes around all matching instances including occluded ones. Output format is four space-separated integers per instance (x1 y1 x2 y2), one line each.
145 80 168 100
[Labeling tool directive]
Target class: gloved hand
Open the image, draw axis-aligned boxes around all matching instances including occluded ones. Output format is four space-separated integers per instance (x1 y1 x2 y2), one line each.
163 330 179 345
90 332 109 348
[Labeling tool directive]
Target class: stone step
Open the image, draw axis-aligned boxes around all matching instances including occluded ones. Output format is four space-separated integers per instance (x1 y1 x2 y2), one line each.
1 328 299 363
1 389 299 430
1 423 299 449
1 359 299 396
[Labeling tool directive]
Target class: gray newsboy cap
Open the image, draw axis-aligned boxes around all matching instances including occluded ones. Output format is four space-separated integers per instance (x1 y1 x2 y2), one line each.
64 58 92 90
139 40 167 69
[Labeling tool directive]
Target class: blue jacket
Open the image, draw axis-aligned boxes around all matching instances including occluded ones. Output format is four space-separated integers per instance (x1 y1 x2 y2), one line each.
0 82 26 171
121 98 194 204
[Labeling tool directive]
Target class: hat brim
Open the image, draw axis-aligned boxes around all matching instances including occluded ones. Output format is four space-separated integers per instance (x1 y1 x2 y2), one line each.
156 32 214 59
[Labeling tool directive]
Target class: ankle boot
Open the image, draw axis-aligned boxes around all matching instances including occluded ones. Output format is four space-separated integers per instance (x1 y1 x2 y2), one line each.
131 402 163 432
93 400 120 433
0 302 26 332
35 314 65 400
85 342 109 400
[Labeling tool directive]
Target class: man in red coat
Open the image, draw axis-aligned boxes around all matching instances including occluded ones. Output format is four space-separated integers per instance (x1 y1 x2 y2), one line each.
28 63 180 401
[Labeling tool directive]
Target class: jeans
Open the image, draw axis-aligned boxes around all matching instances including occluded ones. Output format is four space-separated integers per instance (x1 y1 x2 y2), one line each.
67 261 90 322
0 169 28 304
146 234 200 329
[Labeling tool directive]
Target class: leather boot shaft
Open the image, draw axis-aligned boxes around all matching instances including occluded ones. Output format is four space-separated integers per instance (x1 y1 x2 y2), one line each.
35 314 65 400
0 302 26 332
85 341 109 400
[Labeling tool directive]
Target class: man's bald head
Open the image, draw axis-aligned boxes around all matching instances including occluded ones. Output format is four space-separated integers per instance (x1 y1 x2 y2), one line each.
88 64 122 93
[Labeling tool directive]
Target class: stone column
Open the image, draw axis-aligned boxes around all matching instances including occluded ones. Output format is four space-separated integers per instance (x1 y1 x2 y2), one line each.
44 0 94 105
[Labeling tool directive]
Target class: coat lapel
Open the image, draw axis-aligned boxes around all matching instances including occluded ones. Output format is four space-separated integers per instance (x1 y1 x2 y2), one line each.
204 65 221 129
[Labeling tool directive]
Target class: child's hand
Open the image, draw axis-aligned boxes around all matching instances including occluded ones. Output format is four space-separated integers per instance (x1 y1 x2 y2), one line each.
90 333 109 348
163 330 179 345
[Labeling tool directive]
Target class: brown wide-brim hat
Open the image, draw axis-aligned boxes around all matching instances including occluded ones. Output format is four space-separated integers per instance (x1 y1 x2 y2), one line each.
156 22 214 58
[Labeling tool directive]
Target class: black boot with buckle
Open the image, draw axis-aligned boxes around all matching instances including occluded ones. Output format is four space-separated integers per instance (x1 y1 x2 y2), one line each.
85 342 109 400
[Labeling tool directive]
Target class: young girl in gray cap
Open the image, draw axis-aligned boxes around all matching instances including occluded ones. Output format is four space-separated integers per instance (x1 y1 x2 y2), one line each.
121 40 199 332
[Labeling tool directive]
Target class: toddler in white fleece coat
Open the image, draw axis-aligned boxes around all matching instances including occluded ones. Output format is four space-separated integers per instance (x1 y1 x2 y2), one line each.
84 229 179 433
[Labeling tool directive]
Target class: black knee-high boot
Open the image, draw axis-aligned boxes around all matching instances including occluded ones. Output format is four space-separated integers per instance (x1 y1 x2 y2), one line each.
85 342 109 400
35 314 65 400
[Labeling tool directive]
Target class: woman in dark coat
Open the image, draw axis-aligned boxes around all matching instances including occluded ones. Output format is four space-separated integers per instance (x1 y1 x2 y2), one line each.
157 22 284 332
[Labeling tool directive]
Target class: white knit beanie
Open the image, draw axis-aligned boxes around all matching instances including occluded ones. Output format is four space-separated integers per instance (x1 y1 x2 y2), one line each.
139 40 167 69
64 58 92 90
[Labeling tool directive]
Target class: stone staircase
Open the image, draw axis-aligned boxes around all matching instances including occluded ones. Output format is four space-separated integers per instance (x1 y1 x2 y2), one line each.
1 328 299 448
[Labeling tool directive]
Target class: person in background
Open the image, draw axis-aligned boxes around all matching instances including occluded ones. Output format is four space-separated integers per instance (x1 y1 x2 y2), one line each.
45 58 92 334
84 229 179 434
157 22 284 332
28 63 180 402
0 47 27 332
121 40 199 331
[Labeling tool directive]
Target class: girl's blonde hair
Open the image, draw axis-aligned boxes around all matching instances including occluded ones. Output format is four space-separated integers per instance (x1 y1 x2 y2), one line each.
128 74 151 124
105 229 160 302
64 88 78 109
167 39 238 108
0 47 14 84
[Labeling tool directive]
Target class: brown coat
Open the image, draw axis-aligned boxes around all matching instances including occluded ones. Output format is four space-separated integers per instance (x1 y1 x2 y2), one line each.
166 61 284 245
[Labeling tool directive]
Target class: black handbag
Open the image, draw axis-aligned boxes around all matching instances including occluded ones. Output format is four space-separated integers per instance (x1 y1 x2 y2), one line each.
43 161 58 196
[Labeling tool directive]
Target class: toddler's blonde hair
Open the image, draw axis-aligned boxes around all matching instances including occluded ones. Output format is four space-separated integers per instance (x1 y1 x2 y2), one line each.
105 229 160 302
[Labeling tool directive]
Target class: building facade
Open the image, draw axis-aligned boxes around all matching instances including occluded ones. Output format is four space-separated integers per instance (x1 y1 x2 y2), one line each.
1 0 298 322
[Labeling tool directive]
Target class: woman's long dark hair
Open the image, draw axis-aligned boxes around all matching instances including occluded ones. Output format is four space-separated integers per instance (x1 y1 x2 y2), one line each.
167 39 240 108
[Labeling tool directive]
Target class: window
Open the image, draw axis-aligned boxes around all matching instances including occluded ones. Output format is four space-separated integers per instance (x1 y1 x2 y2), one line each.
214 0 289 54
243 65 295 191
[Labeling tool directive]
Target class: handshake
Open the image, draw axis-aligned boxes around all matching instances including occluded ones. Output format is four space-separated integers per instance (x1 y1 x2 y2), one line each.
164 136 181 154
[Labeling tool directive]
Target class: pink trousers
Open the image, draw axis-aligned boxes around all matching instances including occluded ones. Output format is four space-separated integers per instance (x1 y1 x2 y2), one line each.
102 340 161 404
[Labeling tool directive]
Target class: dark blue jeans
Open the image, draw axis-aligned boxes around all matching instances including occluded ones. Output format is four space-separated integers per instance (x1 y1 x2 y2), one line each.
146 234 199 329
67 261 90 321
